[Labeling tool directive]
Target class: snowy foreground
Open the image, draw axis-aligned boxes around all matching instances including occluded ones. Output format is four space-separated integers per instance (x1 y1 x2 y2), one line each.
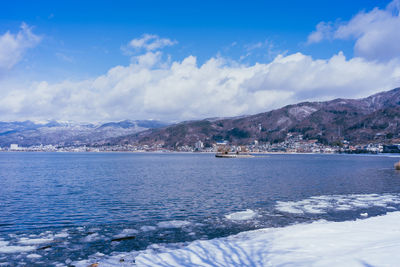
78 211 400 267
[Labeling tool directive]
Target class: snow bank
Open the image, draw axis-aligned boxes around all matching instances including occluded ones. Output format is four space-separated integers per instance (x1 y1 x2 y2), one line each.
136 212 400 266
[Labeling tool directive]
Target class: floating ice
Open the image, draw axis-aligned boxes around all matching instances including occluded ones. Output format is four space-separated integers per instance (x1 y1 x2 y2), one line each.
140 225 157 232
157 220 191 228
82 233 101 243
0 235 51 254
0 244 36 253
54 232 69 238
18 237 53 245
276 194 400 214
26 254 42 259
225 209 258 221
112 229 138 239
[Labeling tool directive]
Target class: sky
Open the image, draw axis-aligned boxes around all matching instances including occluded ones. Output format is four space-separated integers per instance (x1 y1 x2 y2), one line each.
0 0 400 123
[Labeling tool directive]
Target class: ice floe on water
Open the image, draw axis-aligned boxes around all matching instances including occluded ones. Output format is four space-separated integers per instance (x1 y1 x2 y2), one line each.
225 209 258 221
140 225 157 232
0 230 71 257
54 232 69 238
83 232 103 243
275 193 400 214
157 220 191 228
26 254 42 259
18 237 53 245
0 229 73 257
113 229 138 239
0 243 36 254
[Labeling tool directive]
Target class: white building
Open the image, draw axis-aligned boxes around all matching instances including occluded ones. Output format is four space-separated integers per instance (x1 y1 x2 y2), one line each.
195 140 204 150
10 144 19 150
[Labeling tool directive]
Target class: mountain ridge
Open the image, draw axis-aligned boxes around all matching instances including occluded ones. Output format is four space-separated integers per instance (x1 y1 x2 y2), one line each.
108 87 400 148
0 120 168 147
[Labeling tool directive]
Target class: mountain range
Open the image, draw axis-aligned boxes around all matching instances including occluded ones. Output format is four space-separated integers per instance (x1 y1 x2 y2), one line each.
110 87 400 148
2 87 400 148
0 120 167 147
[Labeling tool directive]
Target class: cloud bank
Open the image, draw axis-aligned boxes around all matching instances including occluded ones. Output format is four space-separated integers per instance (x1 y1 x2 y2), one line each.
1 50 399 122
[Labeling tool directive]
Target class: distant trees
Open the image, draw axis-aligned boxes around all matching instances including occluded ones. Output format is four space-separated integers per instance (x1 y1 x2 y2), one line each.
226 128 250 139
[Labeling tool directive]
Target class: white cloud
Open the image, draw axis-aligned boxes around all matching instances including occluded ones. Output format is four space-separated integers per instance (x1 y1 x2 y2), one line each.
128 34 177 51
0 23 41 71
307 0 400 61
307 22 333 44
1 50 399 122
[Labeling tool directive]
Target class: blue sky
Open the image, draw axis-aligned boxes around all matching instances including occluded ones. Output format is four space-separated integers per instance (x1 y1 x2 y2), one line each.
0 0 399 122
0 0 386 79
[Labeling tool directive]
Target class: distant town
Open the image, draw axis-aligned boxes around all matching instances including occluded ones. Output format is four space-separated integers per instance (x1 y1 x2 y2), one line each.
2 133 399 154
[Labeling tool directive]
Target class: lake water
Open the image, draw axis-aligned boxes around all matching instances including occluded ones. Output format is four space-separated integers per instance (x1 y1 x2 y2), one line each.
1 152 400 266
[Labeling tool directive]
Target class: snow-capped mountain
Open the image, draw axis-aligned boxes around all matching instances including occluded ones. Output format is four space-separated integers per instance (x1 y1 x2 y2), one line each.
0 120 168 147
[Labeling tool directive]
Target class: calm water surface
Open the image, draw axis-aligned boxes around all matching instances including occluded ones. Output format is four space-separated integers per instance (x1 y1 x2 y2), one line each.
1 152 400 266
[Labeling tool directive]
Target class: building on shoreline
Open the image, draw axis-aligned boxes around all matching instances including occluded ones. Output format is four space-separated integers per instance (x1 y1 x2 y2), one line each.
9 144 20 151
0 133 390 154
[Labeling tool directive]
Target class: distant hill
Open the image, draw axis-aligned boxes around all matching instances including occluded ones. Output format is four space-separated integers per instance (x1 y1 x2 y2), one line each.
110 87 400 147
0 120 168 147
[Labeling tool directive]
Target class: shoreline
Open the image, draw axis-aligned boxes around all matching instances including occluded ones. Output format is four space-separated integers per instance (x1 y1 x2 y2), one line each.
0 150 397 156
73 211 400 266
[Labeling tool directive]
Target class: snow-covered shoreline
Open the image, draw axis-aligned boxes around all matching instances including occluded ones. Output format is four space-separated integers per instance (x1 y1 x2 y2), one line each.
71 211 400 266
135 212 400 266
